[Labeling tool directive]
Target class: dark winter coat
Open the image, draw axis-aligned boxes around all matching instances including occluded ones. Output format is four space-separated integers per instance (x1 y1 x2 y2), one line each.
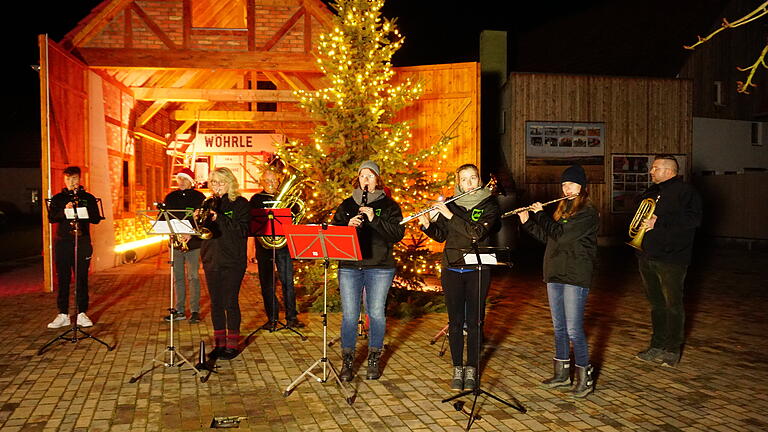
421 196 501 269
331 193 405 268
48 186 102 241
522 205 599 288
200 194 250 270
164 188 206 250
638 176 702 266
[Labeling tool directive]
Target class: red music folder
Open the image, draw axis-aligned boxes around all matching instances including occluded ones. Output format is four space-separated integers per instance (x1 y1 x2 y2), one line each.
250 208 293 237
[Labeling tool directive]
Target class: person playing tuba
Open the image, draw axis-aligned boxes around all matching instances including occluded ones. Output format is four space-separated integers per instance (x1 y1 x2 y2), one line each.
249 168 305 330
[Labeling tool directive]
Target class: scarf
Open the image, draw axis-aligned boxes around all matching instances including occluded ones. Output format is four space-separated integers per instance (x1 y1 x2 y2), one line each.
352 187 385 206
453 185 491 210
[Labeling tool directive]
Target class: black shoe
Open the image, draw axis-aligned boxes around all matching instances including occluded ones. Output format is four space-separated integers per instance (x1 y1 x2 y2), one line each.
636 347 664 363
339 349 354 382
286 318 305 328
218 348 239 360
660 350 681 367
261 320 278 331
464 366 477 390
163 312 186 322
189 312 201 323
208 347 225 359
366 349 382 380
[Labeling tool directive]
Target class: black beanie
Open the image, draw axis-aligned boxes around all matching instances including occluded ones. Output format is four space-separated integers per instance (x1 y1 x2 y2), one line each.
561 164 587 187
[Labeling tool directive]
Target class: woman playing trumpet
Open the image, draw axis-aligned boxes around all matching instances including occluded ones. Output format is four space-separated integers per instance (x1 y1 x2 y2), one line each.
517 164 598 398
417 163 500 391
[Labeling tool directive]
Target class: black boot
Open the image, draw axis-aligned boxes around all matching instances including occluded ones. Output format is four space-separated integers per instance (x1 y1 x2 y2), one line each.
339 349 354 382
366 348 382 380
571 364 595 398
464 366 477 390
541 358 571 388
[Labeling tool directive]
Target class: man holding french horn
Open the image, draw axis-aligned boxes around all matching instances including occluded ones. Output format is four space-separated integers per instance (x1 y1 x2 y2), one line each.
634 155 702 367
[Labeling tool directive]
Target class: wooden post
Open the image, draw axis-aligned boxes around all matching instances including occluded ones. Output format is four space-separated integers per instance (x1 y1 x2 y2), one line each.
39 34 53 293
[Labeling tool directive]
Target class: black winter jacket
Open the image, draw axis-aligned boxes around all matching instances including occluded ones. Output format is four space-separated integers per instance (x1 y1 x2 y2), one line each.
522 205 598 288
638 176 702 266
48 186 102 241
164 188 206 250
421 196 500 269
200 194 250 270
331 193 405 268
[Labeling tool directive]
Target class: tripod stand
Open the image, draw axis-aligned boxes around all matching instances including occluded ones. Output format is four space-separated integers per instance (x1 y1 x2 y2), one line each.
39 196 112 355
282 224 360 405
441 244 525 430
129 208 203 383
249 208 306 340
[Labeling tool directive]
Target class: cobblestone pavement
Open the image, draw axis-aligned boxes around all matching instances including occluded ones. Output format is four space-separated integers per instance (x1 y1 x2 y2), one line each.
0 246 766 431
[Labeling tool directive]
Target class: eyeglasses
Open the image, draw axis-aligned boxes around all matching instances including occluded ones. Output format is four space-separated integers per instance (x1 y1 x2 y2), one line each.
209 180 229 186
359 174 376 179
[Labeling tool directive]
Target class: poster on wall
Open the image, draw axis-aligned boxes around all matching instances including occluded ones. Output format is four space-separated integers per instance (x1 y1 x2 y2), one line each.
526 121 605 183
611 154 687 213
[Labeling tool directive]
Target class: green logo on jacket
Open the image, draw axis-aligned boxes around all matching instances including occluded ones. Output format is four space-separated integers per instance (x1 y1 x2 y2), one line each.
375 209 382 217
224 210 233 218
471 208 484 221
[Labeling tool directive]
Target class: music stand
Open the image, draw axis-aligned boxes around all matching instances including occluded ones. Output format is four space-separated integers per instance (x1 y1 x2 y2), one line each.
128 208 204 383
248 208 306 340
441 244 525 430
282 224 361 405
39 197 113 355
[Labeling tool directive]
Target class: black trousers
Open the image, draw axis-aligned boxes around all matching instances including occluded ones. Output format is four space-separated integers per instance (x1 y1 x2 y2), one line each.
442 268 490 368
204 266 245 332
638 257 688 352
256 245 298 322
54 239 92 314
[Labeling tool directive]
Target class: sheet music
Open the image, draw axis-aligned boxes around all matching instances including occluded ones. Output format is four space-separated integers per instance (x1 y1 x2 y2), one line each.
463 253 498 265
151 219 196 234
64 207 90 220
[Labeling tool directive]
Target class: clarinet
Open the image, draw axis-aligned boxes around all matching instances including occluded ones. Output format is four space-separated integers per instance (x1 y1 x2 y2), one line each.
358 185 369 227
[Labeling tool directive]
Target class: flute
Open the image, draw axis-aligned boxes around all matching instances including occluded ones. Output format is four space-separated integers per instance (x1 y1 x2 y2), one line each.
501 195 577 218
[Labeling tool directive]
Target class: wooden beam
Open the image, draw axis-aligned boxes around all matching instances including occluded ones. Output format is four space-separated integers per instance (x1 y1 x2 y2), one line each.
246 0 256 51
124 7 133 48
78 48 319 72
137 100 168 126
262 6 305 51
182 0 192 49
67 0 134 47
171 110 315 122
131 2 178 49
131 87 298 102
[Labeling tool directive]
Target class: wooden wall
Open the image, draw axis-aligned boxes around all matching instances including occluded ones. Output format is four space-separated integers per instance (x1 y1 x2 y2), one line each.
393 62 480 183
501 73 693 236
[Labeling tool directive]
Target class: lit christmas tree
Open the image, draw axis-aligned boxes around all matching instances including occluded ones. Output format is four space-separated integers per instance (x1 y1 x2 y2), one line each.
277 0 453 293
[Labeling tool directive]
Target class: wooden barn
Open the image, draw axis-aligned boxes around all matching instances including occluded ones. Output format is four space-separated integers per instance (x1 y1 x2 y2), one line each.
499 73 693 240
39 0 481 290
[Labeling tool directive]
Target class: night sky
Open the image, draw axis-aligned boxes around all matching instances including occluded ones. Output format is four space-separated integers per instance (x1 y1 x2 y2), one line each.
4 0 728 165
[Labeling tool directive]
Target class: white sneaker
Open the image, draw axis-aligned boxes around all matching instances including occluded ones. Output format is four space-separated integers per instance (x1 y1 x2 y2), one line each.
47 313 70 329
77 312 93 328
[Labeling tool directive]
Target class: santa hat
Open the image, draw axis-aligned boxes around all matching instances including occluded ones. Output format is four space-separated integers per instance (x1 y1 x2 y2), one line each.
176 167 195 183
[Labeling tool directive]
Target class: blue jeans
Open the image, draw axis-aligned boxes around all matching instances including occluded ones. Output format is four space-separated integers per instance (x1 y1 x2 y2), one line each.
546 283 590 367
172 248 201 314
338 267 395 350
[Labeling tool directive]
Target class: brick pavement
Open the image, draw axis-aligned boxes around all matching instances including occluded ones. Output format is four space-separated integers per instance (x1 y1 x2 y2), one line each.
0 247 766 431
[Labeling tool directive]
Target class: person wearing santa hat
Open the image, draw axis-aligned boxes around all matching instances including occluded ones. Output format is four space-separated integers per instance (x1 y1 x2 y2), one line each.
163 167 206 323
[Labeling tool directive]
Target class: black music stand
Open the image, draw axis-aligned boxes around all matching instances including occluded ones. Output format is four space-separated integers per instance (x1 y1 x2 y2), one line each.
39 197 113 355
441 244 525 430
249 208 306 340
282 224 361 405
128 208 204 383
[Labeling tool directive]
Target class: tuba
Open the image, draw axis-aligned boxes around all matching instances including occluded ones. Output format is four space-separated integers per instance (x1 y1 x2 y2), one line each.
257 163 307 249
626 195 659 251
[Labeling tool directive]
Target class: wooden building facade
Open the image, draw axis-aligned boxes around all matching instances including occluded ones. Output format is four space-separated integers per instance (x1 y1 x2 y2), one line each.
39 0 480 290
500 72 693 238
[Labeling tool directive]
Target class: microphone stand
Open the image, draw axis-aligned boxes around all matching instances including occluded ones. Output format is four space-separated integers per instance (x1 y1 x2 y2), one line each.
39 193 113 355
441 242 526 430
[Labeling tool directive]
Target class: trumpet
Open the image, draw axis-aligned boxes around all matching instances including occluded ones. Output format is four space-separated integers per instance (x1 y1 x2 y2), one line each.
501 195 577 218
626 195 658 251
400 179 495 225
195 196 220 240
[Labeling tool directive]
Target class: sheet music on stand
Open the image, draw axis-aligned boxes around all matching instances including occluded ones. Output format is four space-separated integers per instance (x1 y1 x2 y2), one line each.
149 219 196 235
64 207 90 220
